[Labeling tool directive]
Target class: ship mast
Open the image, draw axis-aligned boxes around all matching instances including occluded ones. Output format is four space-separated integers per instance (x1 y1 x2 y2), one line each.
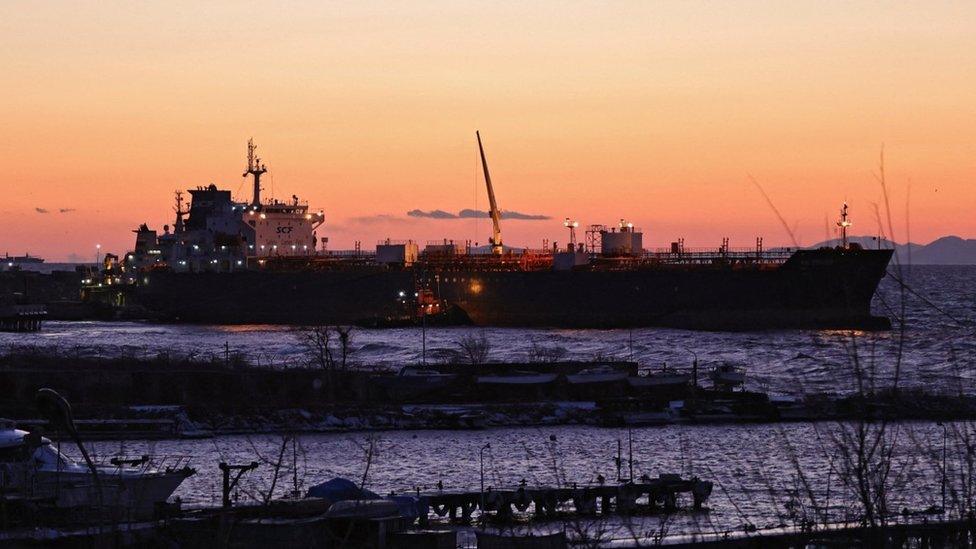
173 190 188 234
476 131 503 255
836 202 852 249
243 138 267 207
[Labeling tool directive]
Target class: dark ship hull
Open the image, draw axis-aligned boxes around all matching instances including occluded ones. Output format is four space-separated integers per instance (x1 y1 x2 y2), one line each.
428 249 893 329
122 248 893 330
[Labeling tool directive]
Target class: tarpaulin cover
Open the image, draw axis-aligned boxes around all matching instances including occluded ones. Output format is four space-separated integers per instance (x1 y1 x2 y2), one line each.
306 477 379 504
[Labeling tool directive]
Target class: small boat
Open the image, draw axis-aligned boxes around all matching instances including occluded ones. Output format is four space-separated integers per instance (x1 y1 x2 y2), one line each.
325 499 401 519
0 420 194 517
565 365 628 384
710 364 746 387
627 368 691 388
398 366 457 380
476 371 559 385
620 409 676 426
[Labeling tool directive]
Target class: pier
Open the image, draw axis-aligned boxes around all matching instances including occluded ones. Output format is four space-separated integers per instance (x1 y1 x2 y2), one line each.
414 476 712 524
0 304 45 332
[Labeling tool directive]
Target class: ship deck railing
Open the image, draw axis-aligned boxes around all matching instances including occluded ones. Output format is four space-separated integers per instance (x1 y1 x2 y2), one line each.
236 247 797 271
318 250 378 258
415 247 794 271
644 247 795 261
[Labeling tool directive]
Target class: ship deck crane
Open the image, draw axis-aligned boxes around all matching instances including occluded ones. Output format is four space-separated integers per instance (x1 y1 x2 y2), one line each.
476 131 503 255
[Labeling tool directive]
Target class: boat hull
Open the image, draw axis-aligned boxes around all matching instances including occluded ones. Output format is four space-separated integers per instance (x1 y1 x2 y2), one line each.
429 249 893 329
118 248 892 330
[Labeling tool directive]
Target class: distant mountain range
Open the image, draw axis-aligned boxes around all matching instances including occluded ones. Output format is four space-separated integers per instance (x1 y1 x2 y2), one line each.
810 236 976 265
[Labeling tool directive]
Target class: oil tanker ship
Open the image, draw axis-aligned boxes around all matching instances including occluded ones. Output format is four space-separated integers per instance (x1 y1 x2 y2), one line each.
87 137 893 329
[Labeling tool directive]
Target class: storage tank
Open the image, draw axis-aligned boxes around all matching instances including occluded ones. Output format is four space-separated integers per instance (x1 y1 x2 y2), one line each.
600 220 643 256
376 240 419 265
424 240 465 256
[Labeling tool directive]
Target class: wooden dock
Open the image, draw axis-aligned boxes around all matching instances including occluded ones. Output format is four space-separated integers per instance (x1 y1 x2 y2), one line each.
414 475 713 523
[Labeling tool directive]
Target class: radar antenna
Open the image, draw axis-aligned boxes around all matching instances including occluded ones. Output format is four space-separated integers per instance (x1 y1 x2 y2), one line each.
243 138 267 207
836 202 852 249
476 131 503 255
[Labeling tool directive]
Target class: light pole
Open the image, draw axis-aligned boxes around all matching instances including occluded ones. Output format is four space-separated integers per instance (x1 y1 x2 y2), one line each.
421 300 427 366
480 442 491 514
939 422 948 518
684 346 700 392
95 244 101 266
563 218 579 250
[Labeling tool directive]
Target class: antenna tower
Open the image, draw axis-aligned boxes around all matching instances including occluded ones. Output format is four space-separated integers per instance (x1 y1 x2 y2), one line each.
243 138 268 207
836 202 852 249
173 190 188 233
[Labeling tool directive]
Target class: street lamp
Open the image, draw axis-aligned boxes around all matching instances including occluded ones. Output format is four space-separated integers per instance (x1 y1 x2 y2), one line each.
95 244 101 265
480 442 491 515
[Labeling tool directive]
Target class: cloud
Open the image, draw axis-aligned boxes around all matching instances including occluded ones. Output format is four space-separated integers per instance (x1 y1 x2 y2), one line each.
59 208 76 213
408 208 551 221
35 207 49 214
328 214 417 233
407 209 458 219
346 214 413 225
460 209 551 221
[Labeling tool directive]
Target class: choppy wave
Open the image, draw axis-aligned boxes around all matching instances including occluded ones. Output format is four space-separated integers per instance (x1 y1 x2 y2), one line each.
3 265 974 394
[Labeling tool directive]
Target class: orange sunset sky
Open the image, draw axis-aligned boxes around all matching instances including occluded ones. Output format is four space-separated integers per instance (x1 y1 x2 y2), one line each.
1 1 974 261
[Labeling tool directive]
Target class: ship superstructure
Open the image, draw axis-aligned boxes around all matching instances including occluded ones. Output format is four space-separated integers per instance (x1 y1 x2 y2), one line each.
3 253 45 265
120 140 324 278
96 136 892 329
